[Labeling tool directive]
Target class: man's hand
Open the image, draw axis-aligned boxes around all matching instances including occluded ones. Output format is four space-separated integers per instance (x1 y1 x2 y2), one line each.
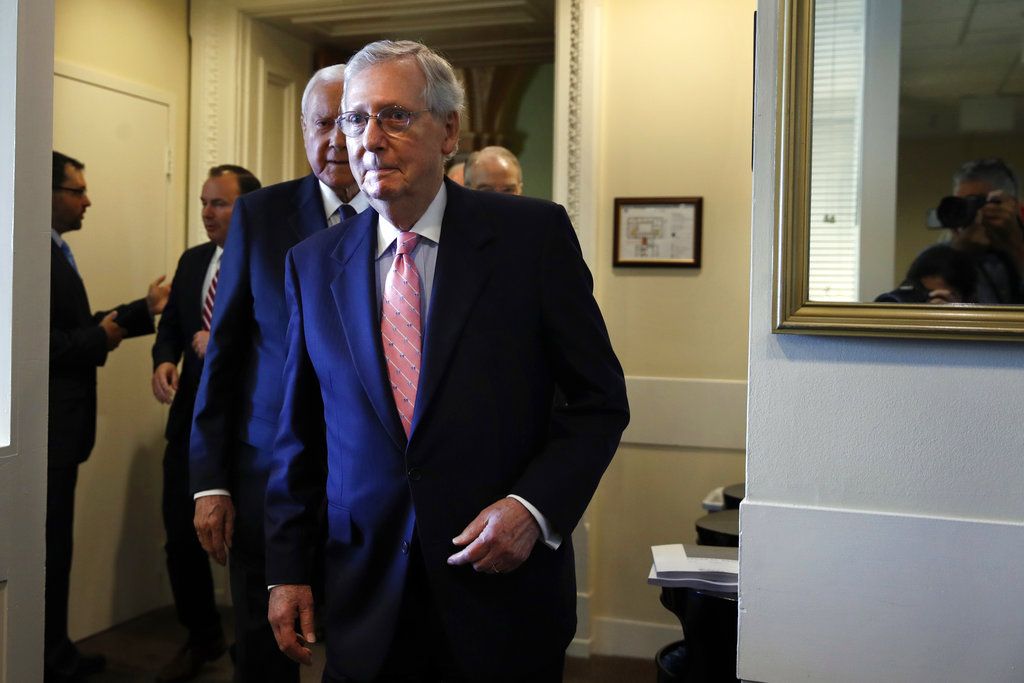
194 494 235 566
447 498 540 574
268 585 316 666
146 275 171 315
151 362 179 404
99 310 124 351
192 330 210 359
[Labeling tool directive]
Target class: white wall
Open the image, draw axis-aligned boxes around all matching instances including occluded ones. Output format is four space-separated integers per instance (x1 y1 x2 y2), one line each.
0 0 54 680
740 3 1024 681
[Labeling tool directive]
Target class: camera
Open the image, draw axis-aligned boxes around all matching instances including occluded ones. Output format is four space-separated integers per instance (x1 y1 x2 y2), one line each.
874 279 932 304
933 194 991 228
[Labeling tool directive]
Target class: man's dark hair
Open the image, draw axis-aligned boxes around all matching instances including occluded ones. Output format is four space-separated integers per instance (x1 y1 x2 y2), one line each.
209 164 261 195
907 244 977 299
52 151 84 188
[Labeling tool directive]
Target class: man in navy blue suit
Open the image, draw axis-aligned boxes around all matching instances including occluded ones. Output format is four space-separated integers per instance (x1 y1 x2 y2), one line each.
151 165 260 682
189 65 368 683
266 41 629 682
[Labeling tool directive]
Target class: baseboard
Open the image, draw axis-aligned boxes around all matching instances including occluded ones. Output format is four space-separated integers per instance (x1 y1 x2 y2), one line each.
589 616 680 659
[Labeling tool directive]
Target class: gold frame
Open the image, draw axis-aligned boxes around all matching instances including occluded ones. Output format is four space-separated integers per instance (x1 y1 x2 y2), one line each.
772 0 1024 341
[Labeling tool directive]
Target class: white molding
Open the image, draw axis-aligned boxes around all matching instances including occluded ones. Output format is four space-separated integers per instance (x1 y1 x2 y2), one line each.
622 376 747 451
189 0 244 247
590 616 680 659
740 501 1024 682
554 0 600 274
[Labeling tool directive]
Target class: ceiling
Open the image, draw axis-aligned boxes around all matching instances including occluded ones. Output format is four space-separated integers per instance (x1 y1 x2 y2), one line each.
901 0 1024 134
226 0 555 67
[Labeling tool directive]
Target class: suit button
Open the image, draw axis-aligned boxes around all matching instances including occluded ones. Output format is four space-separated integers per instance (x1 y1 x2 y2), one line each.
407 468 422 481
401 540 410 554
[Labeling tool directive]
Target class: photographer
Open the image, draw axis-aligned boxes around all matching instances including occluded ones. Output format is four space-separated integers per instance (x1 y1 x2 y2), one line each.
876 244 976 304
939 158 1024 304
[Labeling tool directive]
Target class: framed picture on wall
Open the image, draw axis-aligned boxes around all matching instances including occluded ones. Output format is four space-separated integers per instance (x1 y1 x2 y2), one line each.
613 197 703 268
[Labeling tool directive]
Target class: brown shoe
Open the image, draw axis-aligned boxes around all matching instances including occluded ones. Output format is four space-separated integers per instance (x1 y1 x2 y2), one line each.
155 636 227 683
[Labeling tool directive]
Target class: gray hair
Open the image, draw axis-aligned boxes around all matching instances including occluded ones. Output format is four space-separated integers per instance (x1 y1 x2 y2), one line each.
301 64 347 119
464 146 522 187
953 158 1019 197
344 40 465 118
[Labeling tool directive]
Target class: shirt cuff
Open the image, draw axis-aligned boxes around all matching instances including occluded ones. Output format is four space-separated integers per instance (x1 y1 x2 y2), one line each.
194 488 231 500
507 495 562 550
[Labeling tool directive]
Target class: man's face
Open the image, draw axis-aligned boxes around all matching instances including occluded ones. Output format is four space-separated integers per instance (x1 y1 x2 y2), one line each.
200 174 241 247
468 155 522 195
952 179 1020 248
302 79 355 195
52 164 91 234
345 58 459 221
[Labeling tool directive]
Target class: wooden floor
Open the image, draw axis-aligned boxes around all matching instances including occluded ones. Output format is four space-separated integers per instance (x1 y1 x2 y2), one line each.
78 606 657 682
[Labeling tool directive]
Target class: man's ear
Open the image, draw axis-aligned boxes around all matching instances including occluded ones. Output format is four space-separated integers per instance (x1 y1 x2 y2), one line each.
441 111 460 156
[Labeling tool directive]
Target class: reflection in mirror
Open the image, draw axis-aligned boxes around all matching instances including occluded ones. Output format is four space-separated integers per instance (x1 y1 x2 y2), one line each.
808 0 1024 305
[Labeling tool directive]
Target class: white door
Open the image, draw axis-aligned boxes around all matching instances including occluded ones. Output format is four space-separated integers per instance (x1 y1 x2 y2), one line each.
53 70 174 639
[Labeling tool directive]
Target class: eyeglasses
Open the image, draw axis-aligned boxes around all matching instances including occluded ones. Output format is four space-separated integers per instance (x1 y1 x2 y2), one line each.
336 106 430 137
54 186 88 197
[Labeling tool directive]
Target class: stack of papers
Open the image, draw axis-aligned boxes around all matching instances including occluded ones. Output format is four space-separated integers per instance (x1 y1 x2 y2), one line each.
648 543 738 592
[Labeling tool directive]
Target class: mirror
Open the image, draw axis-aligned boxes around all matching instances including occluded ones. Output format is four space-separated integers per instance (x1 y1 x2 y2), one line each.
774 0 1024 339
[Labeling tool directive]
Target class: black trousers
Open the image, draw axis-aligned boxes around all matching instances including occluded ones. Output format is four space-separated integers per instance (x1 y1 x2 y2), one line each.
322 544 565 683
227 441 299 683
44 465 78 670
162 436 222 643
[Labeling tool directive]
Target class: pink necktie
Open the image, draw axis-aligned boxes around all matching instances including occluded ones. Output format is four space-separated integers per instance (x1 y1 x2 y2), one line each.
202 260 220 331
381 231 421 437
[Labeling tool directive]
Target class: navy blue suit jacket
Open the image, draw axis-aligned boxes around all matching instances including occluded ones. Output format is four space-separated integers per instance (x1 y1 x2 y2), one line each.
190 174 329 561
49 240 154 468
266 180 629 681
152 241 217 442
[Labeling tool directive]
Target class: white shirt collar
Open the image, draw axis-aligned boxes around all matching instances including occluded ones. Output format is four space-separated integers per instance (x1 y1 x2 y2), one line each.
376 183 447 258
317 180 370 218
51 228 65 247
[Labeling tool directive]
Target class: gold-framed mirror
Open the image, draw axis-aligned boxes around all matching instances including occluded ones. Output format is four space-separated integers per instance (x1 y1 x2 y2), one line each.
773 0 1024 340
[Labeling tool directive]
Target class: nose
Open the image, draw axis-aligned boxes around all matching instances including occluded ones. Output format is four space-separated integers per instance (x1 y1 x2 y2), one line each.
329 119 346 148
361 116 387 151
201 204 213 219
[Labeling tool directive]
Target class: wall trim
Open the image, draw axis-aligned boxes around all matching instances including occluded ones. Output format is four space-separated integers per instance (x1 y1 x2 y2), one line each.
590 616 680 659
740 500 1024 682
622 376 747 451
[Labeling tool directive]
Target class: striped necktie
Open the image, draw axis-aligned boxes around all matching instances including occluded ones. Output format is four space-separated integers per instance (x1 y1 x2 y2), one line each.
202 257 220 331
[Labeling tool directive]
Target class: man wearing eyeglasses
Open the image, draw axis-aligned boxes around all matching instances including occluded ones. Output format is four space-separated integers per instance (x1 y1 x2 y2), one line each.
47 150 170 683
464 145 524 196
188 64 368 682
265 41 628 683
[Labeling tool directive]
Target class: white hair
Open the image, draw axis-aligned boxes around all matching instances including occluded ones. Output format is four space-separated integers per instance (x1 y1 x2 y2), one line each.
301 64 347 119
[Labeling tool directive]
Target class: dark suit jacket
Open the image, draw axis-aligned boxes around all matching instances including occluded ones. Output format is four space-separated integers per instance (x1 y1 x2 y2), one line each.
189 174 330 561
266 180 629 681
49 240 154 468
152 241 218 442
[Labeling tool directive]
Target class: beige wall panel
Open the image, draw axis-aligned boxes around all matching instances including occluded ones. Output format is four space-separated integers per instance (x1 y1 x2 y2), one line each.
595 0 755 380
579 0 756 656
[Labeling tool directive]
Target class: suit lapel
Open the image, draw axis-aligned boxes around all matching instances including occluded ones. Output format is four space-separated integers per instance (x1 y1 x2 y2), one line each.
287 174 328 243
329 210 407 450
411 182 495 435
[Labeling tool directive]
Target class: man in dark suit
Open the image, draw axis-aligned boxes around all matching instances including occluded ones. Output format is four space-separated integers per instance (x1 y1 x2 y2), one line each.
47 151 170 683
151 165 260 682
266 41 629 683
189 65 368 682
